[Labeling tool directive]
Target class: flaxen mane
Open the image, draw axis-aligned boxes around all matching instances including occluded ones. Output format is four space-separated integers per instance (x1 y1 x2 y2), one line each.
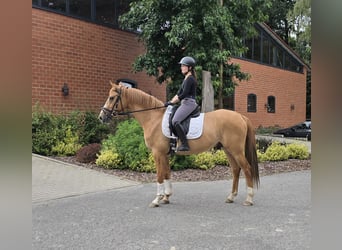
123 86 164 108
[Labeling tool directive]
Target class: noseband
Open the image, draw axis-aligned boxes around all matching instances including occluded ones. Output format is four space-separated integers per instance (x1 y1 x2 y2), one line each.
100 89 123 120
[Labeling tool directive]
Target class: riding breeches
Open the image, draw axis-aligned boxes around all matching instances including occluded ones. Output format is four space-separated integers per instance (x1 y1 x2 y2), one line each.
172 98 197 126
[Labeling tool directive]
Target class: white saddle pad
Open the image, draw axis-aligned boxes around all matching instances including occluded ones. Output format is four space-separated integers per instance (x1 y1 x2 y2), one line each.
162 106 205 139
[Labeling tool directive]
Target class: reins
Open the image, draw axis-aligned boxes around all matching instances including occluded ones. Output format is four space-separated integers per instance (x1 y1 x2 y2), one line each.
117 106 166 116
101 87 166 119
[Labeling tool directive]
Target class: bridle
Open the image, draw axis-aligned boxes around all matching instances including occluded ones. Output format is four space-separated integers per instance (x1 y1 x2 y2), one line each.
100 87 165 121
100 87 124 121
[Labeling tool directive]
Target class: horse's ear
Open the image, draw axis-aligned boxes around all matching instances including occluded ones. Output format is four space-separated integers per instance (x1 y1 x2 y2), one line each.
109 80 115 87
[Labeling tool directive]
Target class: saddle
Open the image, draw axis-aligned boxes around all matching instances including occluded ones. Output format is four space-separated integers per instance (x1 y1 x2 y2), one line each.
168 105 201 138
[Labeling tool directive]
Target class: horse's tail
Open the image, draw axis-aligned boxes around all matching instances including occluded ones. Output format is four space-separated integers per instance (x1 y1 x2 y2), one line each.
243 116 260 188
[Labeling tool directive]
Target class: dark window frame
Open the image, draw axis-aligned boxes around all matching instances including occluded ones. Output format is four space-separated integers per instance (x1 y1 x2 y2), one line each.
247 93 257 113
267 95 276 113
32 0 131 30
241 25 303 74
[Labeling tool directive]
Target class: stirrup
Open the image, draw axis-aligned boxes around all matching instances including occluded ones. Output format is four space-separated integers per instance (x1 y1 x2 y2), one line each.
177 144 190 151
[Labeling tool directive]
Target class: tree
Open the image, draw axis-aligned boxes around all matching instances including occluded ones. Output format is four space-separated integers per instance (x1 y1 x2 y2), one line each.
287 0 311 65
287 0 311 119
266 0 296 44
119 0 271 107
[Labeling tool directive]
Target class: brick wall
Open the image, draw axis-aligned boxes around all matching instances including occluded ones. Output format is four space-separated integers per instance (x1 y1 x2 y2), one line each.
231 58 307 128
32 8 166 114
32 8 307 128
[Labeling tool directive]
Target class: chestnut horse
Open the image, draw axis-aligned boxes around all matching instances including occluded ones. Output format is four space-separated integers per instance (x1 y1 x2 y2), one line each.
99 81 259 207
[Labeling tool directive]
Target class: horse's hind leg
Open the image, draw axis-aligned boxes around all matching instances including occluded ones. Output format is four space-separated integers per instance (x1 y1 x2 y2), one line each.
226 163 241 203
234 155 255 206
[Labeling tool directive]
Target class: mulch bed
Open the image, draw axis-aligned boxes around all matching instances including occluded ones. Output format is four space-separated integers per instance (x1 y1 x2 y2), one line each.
50 156 311 183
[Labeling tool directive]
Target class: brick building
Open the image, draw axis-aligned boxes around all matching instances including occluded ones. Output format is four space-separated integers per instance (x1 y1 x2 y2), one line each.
32 2 309 128
32 5 166 115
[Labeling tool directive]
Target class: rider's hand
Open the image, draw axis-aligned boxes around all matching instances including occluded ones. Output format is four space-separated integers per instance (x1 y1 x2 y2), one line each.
164 101 172 107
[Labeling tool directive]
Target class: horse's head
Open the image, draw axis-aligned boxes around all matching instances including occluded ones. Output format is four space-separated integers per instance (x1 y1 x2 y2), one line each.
98 81 126 123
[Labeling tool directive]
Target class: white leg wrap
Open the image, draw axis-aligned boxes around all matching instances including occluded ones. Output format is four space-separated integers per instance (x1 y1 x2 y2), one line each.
156 182 164 196
164 179 172 196
247 187 254 197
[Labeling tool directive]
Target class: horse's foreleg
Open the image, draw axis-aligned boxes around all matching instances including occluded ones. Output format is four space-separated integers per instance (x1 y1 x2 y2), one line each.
149 152 172 208
161 179 172 204
226 166 241 203
149 182 164 208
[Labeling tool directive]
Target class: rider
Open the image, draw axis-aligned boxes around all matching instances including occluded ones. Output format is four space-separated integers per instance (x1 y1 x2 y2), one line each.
165 56 198 151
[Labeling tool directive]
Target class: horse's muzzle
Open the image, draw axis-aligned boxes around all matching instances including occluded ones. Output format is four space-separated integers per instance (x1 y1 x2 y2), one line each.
98 109 112 123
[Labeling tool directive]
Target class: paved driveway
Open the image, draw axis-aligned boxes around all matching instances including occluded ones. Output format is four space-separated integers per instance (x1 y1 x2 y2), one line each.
33 170 310 250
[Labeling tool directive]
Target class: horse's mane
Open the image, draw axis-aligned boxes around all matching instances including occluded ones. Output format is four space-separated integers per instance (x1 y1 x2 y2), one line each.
123 86 164 108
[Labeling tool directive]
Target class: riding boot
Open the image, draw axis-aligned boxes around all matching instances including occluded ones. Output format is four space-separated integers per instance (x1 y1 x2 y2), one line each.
174 122 190 151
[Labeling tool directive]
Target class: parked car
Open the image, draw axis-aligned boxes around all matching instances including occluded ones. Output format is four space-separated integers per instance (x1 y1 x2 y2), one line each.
273 121 311 141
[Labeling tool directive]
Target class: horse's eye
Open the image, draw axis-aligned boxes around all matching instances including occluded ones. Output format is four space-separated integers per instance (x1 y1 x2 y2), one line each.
109 96 114 101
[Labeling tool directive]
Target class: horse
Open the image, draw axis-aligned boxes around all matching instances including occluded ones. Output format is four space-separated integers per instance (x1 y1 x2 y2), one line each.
98 81 259 207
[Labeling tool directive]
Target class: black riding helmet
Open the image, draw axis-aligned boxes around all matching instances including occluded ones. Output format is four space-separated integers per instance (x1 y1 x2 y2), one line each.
178 56 196 67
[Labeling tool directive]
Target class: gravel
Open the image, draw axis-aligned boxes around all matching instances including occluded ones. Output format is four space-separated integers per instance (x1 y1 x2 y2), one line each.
50 156 311 183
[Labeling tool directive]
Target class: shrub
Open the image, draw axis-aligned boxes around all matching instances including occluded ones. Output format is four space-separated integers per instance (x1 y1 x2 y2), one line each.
170 155 195 171
262 142 289 161
95 150 122 169
76 143 101 163
286 143 310 160
51 125 82 156
96 119 151 171
193 151 216 170
68 111 112 145
32 106 66 156
256 138 273 153
213 149 229 166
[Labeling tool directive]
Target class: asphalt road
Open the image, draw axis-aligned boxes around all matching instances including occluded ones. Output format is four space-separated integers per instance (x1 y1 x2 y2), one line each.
32 170 310 250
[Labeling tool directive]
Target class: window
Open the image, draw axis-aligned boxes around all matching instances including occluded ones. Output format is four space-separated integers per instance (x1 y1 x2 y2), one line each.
262 37 270 64
241 24 303 73
33 0 132 29
253 34 261 61
267 96 275 113
96 0 130 26
70 0 91 19
247 94 257 112
41 0 66 12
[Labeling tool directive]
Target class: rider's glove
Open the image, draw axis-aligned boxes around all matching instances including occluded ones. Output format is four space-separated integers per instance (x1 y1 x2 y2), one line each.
164 101 172 107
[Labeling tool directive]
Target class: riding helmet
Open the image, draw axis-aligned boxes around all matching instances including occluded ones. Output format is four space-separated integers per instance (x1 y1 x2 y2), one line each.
178 56 196 67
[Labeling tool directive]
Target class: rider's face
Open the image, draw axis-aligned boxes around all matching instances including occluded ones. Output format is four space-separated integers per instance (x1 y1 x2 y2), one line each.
180 64 189 75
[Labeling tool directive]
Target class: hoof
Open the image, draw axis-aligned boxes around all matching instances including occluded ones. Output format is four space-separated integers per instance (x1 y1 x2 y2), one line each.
225 198 234 203
161 199 170 204
243 201 253 206
149 203 159 208
161 195 170 204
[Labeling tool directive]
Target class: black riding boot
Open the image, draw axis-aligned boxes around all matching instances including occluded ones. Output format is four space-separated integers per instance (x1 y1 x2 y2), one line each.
174 122 190 151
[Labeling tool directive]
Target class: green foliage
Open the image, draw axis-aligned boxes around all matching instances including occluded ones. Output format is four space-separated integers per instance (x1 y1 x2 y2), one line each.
119 0 271 106
262 142 290 161
170 155 196 171
103 119 151 171
68 110 112 145
257 141 310 162
32 104 113 156
286 143 310 160
95 150 122 169
32 106 66 156
193 151 216 170
51 125 82 156
212 149 229 166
